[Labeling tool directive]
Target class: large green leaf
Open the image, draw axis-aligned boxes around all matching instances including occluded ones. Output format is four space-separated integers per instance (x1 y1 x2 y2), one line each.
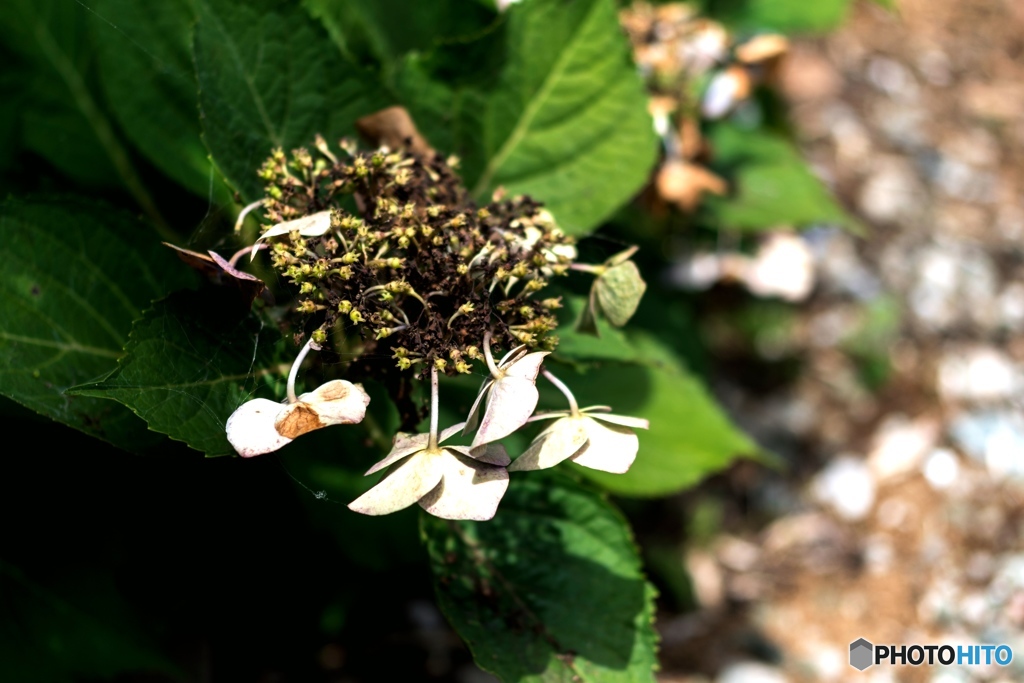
0 0 165 225
304 0 498 70
194 0 390 201
703 122 858 232
424 471 658 682
702 0 851 34
0 197 195 451
0 560 177 682
94 0 227 199
397 0 658 235
1 0 119 185
73 287 283 456
544 334 758 497
553 295 641 363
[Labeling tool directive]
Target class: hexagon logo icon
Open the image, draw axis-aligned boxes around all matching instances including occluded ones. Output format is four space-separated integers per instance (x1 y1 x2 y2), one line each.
850 638 874 671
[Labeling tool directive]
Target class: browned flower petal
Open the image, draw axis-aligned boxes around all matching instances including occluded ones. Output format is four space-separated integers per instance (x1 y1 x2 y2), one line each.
355 106 433 156
226 398 293 457
298 380 371 425
163 243 266 306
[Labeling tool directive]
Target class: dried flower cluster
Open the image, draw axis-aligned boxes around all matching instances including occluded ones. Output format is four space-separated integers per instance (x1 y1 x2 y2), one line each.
225 134 650 521
254 139 575 374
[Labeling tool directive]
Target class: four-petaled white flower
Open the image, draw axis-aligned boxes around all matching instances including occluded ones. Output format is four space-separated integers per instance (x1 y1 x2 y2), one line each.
509 407 649 474
226 379 370 457
348 423 511 521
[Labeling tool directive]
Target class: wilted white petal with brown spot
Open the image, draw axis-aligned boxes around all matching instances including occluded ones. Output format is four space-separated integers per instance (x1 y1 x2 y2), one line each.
226 398 293 457
275 380 370 439
295 380 371 426
225 380 369 456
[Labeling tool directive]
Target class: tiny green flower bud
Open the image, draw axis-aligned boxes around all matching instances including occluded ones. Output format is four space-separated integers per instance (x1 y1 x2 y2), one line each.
300 282 315 294
396 357 412 370
434 358 447 371
338 300 352 314
350 309 364 323
311 328 328 344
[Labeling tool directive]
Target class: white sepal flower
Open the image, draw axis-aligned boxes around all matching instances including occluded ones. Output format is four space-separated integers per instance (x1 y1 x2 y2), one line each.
225 379 370 457
464 343 549 448
250 210 333 259
348 422 510 520
509 407 649 473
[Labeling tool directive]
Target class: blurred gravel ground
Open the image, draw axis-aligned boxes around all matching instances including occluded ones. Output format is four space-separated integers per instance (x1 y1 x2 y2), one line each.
656 1 1024 681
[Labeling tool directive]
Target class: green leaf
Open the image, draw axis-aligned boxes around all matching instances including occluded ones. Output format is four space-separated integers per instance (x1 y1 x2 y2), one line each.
194 0 390 201
94 0 228 199
556 295 641 363
397 0 658 235
547 334 759 497
703 122 859 232
72 287 283 456
423 471 658 682
703 0 852 34
304 0 498 70
0 1 166 225
1 0 119 185
0 196 195 451
0 560 178 682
